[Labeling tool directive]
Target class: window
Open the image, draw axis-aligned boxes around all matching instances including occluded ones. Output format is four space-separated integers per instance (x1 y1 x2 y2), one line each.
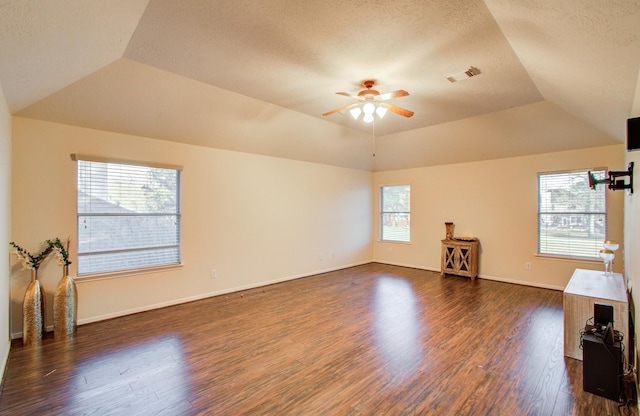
75 157 181 275
380 184 410 242
537 169 606 259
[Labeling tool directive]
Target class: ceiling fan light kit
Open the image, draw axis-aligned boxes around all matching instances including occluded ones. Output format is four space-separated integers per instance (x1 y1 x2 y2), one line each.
323 79 414 122
350 101 387 123
375 106 388 119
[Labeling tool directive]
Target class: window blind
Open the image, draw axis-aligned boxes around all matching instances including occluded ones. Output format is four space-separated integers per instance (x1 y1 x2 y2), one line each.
76 159 181 275
537 170 606 259
380 185 411 242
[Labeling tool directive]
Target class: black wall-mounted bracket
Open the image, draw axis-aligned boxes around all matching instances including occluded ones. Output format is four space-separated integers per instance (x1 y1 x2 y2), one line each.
588 162 634 194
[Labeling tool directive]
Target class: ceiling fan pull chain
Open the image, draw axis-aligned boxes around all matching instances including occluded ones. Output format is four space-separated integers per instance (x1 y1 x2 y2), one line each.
372 119 376 158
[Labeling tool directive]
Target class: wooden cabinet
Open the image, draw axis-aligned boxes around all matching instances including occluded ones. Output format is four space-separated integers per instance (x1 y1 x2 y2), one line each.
563 268 628 361
441 239 479 280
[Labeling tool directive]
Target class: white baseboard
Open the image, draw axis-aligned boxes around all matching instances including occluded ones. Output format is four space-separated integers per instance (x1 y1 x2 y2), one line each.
373 260 439 273
478 273 564 291
11 260 562 339
9 261 371 339
375 260 565 291
76 261 371 326
0 339 10 385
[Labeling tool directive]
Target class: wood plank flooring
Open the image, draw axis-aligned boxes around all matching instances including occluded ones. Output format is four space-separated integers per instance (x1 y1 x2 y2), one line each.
0 263 637 415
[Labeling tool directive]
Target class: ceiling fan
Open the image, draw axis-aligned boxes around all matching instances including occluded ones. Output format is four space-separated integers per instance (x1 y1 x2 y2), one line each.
322 80 414 122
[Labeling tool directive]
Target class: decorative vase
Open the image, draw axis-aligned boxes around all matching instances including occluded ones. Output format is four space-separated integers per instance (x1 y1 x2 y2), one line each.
54 265 77 338
445 222 455 240
23 269 45 347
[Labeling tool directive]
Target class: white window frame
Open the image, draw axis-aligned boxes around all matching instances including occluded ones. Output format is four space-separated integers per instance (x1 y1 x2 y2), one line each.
380 184 411 243
537 168 606 260
73 154 182 276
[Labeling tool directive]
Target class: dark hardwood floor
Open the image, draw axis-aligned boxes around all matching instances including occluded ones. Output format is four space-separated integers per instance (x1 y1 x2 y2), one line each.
0 263 636 415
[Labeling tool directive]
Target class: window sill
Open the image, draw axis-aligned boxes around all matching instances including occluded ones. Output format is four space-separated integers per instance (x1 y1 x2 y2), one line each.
75 263 184 283
378 240 412 245
534 254 601 264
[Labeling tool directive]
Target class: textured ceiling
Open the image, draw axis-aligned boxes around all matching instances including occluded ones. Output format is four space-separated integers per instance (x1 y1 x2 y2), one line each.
1 0 639 171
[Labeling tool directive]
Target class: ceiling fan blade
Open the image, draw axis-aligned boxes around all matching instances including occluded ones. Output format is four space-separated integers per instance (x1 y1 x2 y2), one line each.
378 90 409 101
380 102 414 118
336 91 361 99
322 103 359 117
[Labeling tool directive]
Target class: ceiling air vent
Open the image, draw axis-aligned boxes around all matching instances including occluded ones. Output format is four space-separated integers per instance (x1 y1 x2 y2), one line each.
446 66 481 83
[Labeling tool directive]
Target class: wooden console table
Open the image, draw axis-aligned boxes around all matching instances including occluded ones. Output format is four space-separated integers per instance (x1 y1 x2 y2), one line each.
563 268 628 361
441 239 479 280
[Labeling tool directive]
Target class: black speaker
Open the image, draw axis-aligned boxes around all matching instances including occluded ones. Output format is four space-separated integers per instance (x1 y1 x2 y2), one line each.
594 303 614 328
583 334 622 402
628 116 640 151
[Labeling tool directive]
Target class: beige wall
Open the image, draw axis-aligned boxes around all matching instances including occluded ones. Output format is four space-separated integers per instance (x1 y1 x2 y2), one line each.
624 71 640 365
6 115 630 340
625 149 640 365
9 117 373 336
0 87 11 375
373 145 625 289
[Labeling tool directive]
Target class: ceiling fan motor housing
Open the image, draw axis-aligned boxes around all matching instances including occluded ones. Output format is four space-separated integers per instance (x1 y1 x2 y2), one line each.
358 80 379 99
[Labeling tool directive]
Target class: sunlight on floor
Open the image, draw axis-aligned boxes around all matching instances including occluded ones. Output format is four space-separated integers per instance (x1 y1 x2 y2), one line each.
69 336 190 413
373 276 424 379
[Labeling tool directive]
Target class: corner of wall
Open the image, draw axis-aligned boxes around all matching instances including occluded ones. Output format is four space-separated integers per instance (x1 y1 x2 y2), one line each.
625 62 640 384
0 85 12 384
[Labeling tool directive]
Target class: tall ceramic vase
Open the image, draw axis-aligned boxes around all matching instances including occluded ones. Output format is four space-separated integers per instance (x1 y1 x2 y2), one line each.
23 270 45 347
54 265 77 338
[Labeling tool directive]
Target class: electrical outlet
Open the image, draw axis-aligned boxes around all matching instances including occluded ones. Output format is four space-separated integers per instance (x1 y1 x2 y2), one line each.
211 269 217 279
525 262 532 270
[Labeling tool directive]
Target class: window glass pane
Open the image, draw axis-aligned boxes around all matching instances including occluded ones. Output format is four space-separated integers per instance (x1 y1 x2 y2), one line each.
380 185 410 242
77 160 181 275
382 185 411 212
537 170 606 258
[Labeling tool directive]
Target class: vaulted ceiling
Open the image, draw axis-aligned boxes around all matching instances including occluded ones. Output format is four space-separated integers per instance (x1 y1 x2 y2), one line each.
1 0 639 171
